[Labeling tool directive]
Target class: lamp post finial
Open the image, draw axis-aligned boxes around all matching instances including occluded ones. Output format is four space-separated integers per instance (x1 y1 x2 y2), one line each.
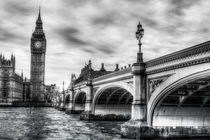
135 21 144 63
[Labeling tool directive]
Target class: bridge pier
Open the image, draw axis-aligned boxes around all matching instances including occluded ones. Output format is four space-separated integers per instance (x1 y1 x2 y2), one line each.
59 102 65 111
65 90 75 114
59 94 66 111
80 82 94 120
121 61 154 138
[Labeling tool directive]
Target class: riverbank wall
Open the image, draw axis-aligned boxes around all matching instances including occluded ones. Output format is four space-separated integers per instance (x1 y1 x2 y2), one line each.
121 124 210 139
0 102 52 107
80 112 130 121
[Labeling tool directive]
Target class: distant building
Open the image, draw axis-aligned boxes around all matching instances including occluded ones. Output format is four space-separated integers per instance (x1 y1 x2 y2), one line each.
74 60 113 85
0 54 23 103
45 84 57 103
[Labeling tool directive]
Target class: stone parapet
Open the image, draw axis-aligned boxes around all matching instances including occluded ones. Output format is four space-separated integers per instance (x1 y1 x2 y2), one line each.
146 40 210 68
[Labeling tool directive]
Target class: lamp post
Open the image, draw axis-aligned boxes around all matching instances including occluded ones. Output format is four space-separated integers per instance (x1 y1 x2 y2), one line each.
121 21 147 138
62 81 65 108
12 81 13 102
135 22 144 63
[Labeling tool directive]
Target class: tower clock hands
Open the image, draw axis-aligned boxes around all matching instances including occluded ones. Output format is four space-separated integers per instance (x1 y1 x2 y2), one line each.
34 41 42 49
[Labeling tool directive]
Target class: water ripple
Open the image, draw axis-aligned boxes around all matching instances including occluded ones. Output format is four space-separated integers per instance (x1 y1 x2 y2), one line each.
0 107 125 140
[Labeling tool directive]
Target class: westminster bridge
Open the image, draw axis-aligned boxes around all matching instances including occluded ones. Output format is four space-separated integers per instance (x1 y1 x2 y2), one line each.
54 22 210 139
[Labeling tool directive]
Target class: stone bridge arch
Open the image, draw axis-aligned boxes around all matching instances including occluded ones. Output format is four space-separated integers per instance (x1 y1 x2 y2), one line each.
64 94 70 104
64 94 70 105
92 82 134 116
148 64 210 126
73 90 87 112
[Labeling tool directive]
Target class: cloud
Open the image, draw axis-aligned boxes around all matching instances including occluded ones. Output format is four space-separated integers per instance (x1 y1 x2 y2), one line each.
91 13 117 26
0 27 21 42
82 48 95 54
0 0 210 89
2 0 33 16
61 0 89 7
140 17 159 28
97 45 115 54
58 27 87 46
170 0 200 16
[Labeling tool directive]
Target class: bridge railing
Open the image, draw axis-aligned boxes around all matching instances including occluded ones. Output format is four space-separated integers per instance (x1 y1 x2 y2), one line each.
145 41 210 68
73 67 132 88
92 67 132 83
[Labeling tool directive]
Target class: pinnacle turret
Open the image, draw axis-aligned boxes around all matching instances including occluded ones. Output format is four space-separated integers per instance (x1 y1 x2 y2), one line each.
36 7 43 29
0 54 16 71
32 7 45 38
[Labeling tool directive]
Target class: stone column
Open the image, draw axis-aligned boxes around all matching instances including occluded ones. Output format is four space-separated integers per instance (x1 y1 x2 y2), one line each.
61 93 65 110
131 62 147 121
80 81 93 120
121 61 149 139
85 83 93 113
80 60 94 120
121 21 156 138
59 95 64 110
66 89 75 114
56 96 60 108
29 83 32 102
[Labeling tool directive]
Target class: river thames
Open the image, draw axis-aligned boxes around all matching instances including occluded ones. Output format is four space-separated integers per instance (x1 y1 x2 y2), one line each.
0 107 124 139
0 107 209 140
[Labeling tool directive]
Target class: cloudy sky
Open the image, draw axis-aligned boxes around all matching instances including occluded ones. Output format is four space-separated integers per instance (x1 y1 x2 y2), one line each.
0 0 210 89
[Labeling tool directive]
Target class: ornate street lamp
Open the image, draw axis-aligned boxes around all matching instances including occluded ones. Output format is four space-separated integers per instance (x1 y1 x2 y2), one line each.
135 21 144 63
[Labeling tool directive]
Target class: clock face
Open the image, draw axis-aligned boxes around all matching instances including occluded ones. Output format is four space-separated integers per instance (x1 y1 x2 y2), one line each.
34 41 42 49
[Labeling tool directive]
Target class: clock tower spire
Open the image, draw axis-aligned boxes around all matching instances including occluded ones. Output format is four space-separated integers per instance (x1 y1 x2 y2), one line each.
30 7 46 102
36 7 43 30
32 7 45 39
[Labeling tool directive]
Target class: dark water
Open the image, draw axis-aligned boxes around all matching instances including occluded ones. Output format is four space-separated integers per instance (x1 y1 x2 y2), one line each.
0 108 209 140
0 107 125 140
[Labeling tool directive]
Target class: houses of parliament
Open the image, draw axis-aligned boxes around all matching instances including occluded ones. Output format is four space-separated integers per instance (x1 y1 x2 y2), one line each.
0 9 47 105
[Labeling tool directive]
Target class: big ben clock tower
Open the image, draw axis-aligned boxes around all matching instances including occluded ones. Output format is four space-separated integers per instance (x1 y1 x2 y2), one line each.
30 8 46 102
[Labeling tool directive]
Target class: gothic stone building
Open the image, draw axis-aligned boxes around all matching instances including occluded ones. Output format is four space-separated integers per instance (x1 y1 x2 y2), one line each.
0 10 47 104
0 54 23 103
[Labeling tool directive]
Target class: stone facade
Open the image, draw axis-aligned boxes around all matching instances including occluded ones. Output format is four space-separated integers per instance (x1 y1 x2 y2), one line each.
0 54 23 103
